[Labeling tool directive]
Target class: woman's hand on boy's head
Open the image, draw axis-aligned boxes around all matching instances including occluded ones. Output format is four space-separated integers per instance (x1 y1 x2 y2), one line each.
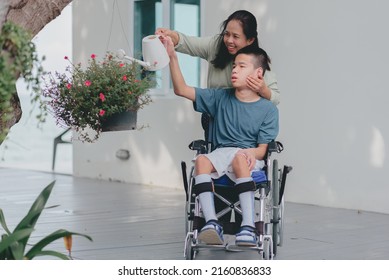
246 67 266 94
246 75 264 93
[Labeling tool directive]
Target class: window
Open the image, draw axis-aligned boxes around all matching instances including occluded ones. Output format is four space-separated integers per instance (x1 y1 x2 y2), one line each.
133 0 200 95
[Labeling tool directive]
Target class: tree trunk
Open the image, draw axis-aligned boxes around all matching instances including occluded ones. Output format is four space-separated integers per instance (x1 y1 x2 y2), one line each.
0 0 72 145
7 0 72 36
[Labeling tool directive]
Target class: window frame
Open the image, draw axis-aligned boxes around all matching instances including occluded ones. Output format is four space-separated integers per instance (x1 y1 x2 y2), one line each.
129 0 202 97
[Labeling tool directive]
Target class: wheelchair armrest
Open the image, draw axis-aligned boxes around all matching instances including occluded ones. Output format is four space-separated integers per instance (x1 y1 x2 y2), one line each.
267 140 284 156
188 139 208 154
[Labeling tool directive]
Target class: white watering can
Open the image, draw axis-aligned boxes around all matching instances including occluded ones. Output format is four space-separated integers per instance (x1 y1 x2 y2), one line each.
117 35 169 71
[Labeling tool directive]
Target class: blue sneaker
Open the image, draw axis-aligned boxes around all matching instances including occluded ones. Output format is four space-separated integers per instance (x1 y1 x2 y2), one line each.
198 220 224 245
235 225 258 247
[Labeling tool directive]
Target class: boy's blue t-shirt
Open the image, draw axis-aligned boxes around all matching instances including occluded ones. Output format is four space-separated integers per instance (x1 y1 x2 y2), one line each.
194 87 279 149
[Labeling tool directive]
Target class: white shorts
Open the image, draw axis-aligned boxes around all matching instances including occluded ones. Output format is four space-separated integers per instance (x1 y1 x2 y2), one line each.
196 147 264 182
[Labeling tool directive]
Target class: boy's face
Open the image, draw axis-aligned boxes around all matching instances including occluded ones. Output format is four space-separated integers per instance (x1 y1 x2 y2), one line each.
231 54 261 88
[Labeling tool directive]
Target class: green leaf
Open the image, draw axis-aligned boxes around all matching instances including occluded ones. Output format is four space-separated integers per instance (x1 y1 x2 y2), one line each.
13 181 55 251
9 239 24 260
0 209 11 235
26 250 70 260
25 229 92 260
1 181 93 260
0 228 34 258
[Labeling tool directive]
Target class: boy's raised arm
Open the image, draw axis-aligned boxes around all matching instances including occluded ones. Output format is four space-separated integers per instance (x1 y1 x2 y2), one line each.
160 35 196 101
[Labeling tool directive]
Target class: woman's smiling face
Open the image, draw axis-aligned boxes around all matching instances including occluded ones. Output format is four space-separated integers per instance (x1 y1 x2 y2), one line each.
223 20 254 55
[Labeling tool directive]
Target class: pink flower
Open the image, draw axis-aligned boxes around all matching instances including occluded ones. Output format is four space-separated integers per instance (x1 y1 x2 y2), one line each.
119 63 125 67
135 79 140 83
128 91 132 95
91 54 96 59
122 75 127 81
99 93 105 102
99 109 106 116
84 80 91 87
66 83 72 89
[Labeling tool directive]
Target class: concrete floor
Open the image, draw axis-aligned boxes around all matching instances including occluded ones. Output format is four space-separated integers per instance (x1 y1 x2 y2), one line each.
1 167 389 260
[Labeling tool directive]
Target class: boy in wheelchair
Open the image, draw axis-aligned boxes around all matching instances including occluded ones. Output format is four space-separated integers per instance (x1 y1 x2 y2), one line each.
161 36 278 247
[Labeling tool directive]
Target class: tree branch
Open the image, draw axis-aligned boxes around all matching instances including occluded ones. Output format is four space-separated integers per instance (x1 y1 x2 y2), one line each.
7 0 72 37
0 0 72 144
0 1 11 30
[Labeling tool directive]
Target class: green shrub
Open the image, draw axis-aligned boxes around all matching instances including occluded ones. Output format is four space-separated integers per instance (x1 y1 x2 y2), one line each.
0 181 92 260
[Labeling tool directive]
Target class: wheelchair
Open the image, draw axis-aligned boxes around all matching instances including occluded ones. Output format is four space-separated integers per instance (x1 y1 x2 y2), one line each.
180 127 292 260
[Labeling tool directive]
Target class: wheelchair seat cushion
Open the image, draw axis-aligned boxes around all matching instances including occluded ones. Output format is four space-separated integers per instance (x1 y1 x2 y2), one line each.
199 148 265 182
251 170 267 183
213 170 267 187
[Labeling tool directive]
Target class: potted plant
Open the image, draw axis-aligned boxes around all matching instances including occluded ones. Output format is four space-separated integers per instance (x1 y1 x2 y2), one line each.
0 181 92 260
42 52 155 142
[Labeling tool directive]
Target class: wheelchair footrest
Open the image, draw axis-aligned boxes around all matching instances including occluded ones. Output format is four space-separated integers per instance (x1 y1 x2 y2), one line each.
225 243 263 252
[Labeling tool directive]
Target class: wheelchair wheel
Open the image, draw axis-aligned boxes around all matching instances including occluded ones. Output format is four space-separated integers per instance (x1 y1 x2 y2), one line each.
276 169 285 248
185 167 195 234
279 194 285 247
272 159 280 256
262 237 273 260
184 234 195 260
185 201 193 234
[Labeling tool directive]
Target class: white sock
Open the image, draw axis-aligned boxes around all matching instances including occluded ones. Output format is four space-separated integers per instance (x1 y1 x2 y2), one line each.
195 174 212 184
238 181 255 228
199 192 217 222
195 174 217 222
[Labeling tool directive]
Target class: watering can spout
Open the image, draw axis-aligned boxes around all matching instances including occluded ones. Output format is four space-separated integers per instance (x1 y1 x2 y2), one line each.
117 49 151 68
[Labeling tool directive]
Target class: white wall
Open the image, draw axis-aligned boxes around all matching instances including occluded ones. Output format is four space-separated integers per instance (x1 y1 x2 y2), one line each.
72 0 203 189
72 98 202 188
256 0 389 213
72 0 389 213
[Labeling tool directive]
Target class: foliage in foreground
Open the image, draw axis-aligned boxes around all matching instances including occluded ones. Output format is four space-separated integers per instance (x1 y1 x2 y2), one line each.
0 181 92 260
0 21 46 143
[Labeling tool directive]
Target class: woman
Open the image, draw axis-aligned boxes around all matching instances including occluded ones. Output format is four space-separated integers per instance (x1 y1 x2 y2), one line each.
156 10 280 105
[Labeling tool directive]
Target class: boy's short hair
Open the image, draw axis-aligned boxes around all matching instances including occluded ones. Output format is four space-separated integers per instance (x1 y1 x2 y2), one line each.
235 45 271 73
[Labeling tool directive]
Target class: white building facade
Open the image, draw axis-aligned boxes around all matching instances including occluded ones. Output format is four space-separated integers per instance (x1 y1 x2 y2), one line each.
72 0 389 214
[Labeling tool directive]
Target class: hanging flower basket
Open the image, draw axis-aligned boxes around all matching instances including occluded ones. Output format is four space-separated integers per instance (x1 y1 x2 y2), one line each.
42 52 155 142
101 110 137 132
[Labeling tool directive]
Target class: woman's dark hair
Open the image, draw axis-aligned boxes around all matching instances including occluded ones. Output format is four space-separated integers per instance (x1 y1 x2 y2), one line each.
212 10 271 69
